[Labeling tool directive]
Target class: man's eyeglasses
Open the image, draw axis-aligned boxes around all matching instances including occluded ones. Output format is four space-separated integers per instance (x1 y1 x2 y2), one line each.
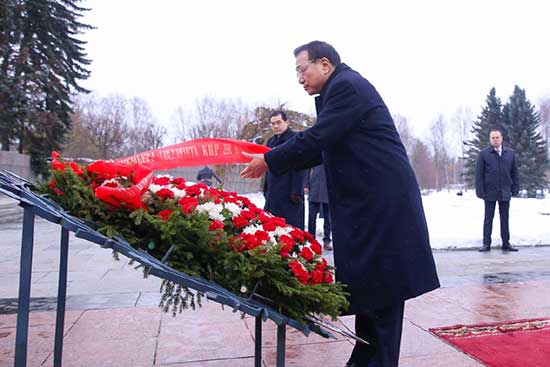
295 59 316 78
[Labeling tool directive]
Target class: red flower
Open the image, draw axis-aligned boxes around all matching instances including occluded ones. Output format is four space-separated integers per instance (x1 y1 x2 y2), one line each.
311 270 324 285
69 161 84 176
262 220 277 232
185 184 204 197
279 243 294 258
303 231 315 243
232 215 249 229
300 246 314 261
223 196 240 205
315 258 327 272
240 210 256 221
254 230 270 243
289 260 309 284
238 233 262 250
310 240 322 255
290 229 305 243
152 176 171 185
279 234 295 247
178 196 198 214
258 212 272 223
156 188 175 200
158 209 173 221
237 196 253 208
50 151 67 171
208 220 225 231
323 271 334 284
52 159 66 171
271 217 287 227
171 177 185 185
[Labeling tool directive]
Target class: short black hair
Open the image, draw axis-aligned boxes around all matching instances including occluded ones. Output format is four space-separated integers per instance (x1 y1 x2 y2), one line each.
489 129 503 136
293 41 341 66
269 110 287 121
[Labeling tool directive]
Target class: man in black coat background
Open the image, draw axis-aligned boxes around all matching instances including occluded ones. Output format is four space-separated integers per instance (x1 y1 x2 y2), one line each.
475 129 519 252
263 111 306 229
242 41 440 367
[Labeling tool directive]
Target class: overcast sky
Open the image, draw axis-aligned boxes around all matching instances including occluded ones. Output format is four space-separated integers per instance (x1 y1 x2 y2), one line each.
80 0 550 142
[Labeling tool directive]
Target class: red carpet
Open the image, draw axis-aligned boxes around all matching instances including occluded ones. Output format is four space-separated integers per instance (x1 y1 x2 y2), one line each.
430 318 550 367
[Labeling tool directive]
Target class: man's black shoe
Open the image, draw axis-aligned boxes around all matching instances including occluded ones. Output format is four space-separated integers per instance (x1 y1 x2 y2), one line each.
478 245 491 252
502 243 518 252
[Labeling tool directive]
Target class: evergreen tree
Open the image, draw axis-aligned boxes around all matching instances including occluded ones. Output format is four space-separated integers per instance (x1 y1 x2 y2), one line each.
503 86 548 194
463 88 504 187
0 0 92 174
0 0 20 150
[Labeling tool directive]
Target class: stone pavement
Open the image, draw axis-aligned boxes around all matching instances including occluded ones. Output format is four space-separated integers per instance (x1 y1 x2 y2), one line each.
1 217 550 366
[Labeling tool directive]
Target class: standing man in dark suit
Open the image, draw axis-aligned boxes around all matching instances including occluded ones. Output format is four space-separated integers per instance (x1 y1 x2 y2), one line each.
242 41 439 367
305 164 332 250
476 129 519 252
263 111 306 229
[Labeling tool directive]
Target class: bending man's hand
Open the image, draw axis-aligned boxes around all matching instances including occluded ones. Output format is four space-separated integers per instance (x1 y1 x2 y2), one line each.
240 152 268 178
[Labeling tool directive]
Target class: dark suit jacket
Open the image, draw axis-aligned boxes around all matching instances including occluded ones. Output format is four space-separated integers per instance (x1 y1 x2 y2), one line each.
306 165 329 204
263 128 306 229
265 63 440 313
475 146 519 201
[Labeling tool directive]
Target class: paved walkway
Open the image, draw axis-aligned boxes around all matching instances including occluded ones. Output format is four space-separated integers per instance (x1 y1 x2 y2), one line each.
1 217 550 366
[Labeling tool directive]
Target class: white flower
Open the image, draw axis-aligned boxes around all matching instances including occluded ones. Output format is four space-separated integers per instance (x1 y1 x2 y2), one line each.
223 202 242 217
273 226 292 237
196 202 225 221
148 183 163 193
171 188 186 198
243 224 263 234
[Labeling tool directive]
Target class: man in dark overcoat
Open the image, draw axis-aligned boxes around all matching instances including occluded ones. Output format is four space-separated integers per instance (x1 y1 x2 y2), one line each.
475 129 519 252
305 164 332 250
263 110 306 229
242 41 440 367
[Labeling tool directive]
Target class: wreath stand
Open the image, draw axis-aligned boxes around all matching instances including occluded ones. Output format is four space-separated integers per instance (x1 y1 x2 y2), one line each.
0 171 362 367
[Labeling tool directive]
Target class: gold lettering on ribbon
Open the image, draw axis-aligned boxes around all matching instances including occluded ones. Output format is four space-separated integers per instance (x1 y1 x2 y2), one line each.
119 152 155 165
200 143 220 157
222 143 232 155
157 146 200 161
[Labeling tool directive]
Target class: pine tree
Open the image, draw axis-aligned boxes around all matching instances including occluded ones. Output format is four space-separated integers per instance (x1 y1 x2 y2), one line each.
0 0 20 150
503 86 548 195
0 0 92 174
463 88 504 187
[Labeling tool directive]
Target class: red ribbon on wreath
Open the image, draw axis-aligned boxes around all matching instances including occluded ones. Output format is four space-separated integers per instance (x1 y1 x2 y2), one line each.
84 138 269 209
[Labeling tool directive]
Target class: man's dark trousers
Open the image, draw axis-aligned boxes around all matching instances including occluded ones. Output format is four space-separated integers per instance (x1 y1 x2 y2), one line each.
348 302 404 367
308 202 331 242
483 200 510 245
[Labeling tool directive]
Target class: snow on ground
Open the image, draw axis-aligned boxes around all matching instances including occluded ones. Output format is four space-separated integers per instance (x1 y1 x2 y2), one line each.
244 190 550 250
